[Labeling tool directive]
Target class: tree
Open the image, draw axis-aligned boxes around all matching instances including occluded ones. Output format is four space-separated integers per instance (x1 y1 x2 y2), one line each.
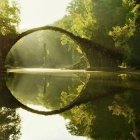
61 73 140 139
58 0 140 68
0 0 19 35
4 0 140 68
0 107 21 140
57 0 96 67
109 0 140 67
57 0 126 67
0 0 19 68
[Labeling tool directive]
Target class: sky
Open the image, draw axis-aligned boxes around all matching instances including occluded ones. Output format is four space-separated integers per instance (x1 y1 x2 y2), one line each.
18 0 72 30
18 106 86 140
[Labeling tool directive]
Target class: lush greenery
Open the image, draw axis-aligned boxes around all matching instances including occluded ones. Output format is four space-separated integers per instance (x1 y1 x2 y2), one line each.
0 0 19 35
0 0 140 139
57 0 140 68
61 74 140 140
6 71 140 139
1 0 139 69
0 0 19 68
0 73 21 140
0 107 21 140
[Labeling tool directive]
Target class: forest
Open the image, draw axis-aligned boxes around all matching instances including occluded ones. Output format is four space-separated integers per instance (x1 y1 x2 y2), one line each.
0 0 140 70
0 0 140 139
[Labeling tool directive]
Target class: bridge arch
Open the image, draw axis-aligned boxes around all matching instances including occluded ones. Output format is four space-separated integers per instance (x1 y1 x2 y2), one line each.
13 25 88 53
0 74 87 115
8 25 123 68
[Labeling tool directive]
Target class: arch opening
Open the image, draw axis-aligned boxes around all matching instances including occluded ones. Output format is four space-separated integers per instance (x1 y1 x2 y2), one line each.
6 26 89 69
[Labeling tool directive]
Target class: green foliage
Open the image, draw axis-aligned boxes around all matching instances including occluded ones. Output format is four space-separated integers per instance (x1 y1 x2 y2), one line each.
108 91 140 139
63 0 96 39
0 0 20 67
0 107 21 140
0 0 20 35
58 0 95 56
66 104 96 137
57 0 96 67
59 73 140 139
109 1 140 67
108 101 135 123
58 0 140 68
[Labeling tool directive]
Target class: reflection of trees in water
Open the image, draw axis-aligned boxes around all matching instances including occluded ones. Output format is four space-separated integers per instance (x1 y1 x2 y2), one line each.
7 73 88 108
60 74 140 140
5 72 90 115
0 73 21 140
109 96 140 140
34 73 89 109
0 107 21 140
2 72 140 139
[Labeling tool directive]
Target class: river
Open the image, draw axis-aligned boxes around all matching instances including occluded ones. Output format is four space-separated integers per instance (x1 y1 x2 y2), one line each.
0 68 140 140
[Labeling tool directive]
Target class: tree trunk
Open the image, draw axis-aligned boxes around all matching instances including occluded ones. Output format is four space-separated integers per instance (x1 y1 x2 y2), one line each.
0 49 5 71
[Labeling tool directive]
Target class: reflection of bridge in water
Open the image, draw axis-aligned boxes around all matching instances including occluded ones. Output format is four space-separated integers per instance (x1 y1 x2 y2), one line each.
1 71 138 116
0 71 88 115
0 72 76 114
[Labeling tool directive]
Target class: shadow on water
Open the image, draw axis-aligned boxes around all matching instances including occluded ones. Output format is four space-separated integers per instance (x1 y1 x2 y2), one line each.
0 69 90 115
0 68 140 139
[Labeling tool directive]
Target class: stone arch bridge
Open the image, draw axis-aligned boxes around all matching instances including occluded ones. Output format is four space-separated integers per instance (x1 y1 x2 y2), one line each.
1 25 124 69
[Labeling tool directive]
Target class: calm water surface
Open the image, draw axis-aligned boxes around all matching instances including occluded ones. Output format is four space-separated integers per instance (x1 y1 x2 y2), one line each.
0 68 140 140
